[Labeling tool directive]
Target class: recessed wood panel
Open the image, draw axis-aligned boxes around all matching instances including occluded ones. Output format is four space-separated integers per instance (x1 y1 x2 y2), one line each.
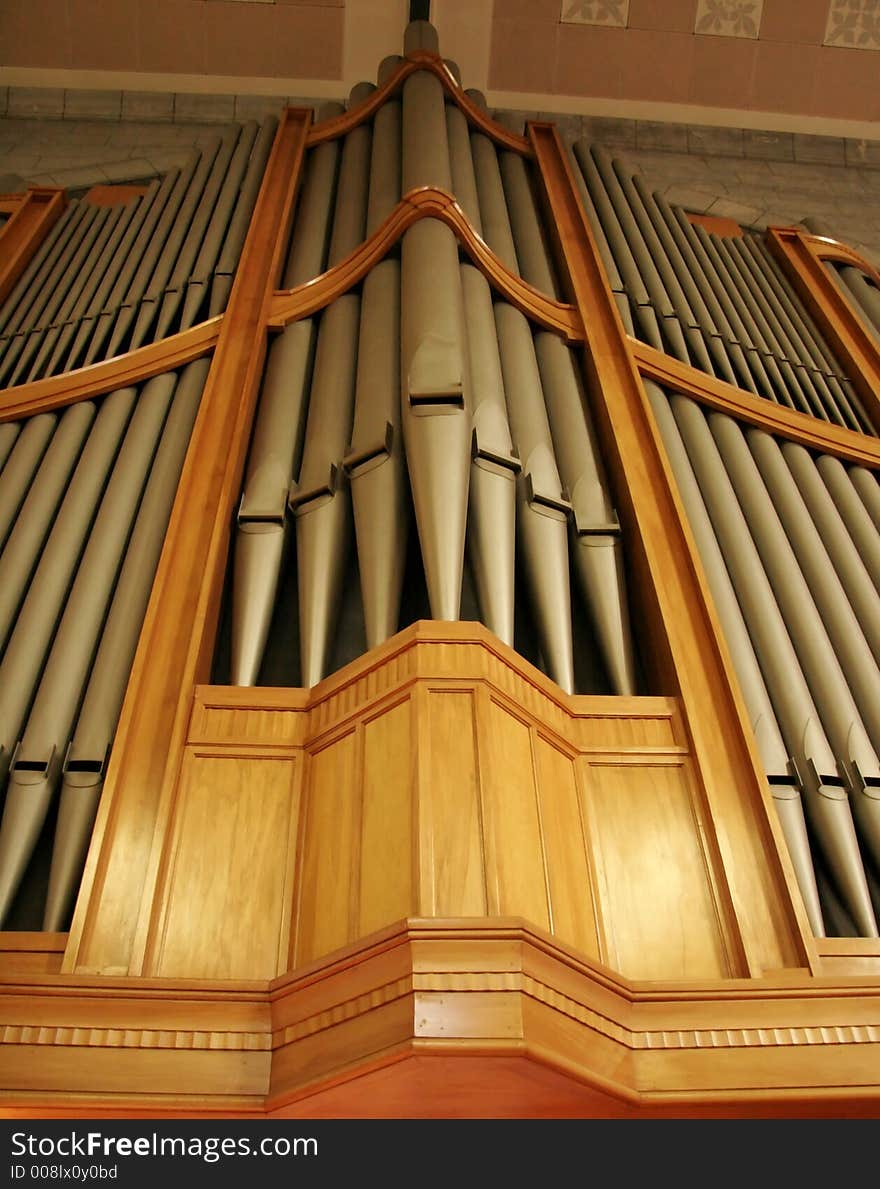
359 699 416 936
533 734 601 960
151 752 300 979
478 697 550 929
583 760 729 980
423 690 486 916
294 731 359 967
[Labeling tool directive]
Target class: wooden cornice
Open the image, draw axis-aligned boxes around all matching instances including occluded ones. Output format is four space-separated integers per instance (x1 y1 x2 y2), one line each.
1 920 879 1118
269 186 582 342
801 232 880 285
306 50 530 155
632 337 880 468
0 187 66 308
0 317 222 422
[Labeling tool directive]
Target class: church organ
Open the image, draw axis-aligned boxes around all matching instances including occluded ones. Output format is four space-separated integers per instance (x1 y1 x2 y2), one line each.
0 21 879 1117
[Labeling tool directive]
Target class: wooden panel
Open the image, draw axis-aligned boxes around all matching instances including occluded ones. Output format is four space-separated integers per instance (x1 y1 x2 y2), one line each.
583 760 729 980
422 690 486 917
477 695 550 929
533 733 601 960
0 187 66 307
84 185 148 207
149 752 300 980
293 731 360 967
0 932 66 977
686 212 744 238
359 699 416 936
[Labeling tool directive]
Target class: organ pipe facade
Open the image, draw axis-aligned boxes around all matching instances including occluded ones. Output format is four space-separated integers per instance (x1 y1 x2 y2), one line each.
0 20 879 1117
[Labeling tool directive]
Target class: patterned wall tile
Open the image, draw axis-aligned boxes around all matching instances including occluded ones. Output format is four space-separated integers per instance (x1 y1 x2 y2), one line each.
694 0 763 38
824 0 880 49
560 0 630 27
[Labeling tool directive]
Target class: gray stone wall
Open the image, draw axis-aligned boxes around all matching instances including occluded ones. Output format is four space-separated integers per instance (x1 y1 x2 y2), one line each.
0 86 877 265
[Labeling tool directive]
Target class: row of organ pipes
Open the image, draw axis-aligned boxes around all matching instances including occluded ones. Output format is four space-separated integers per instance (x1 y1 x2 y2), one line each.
0 18 879 942
566 137 880 938
0 116 277 384
0 118 281 927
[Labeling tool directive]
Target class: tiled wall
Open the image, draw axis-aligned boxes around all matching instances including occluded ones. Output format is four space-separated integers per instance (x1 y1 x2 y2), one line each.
0 0 344 80
491 0 880 122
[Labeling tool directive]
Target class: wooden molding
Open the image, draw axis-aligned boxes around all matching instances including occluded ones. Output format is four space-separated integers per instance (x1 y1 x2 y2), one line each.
306 50 530 156
527 121 816 979
0 187 66 308
0 317 221 421
2 920 879 1118
269 186 583 342
63 108 313 981
765 226 880 435
632 337 880 468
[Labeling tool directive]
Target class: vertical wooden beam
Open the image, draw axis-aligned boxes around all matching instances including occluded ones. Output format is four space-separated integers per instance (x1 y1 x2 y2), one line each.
64 109 312 976
528 122 815 977
0 187 66 307
766 227 880 435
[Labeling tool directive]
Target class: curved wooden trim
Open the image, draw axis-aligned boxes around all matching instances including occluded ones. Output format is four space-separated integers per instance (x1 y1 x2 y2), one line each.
802 232 880 287
0 317 222 422
766 226 880 436
306 50 531 156
269 186 583 343
632 337 880 469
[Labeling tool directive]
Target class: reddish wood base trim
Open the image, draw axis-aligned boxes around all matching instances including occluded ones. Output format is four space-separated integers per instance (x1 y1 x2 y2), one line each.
1 920 878 1118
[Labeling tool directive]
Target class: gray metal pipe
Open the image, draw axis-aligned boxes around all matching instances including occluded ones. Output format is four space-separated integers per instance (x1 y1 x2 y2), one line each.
0 403 96 656
228 104 344 686
572 141 664 351
105 148 203 358
669 395 876 935
783 444 880 668
648 382 824 934
34 203 127 381
43 358 208 930
710 414 880 879
536 330 637 694
208 115 279 317
748 429 880 756
62 181 160 372
0 201 81 339
154 128 240 340
817 456 880 592
632 176 738 384
850 466 880 531
500 151 560 298
400 63 471 622
0 412 56 552
181 121 258 330
0 372 177 925
83 169 180 367
0 422 20 475
0 386 135 784
345 66 408 650
466 91 520 275
495 302 574 693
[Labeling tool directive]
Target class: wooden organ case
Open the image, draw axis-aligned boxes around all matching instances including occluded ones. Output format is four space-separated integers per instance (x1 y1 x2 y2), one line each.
0 23 879 1117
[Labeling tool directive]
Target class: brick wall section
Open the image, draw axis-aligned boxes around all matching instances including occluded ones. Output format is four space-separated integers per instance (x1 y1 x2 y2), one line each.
0 88 877 264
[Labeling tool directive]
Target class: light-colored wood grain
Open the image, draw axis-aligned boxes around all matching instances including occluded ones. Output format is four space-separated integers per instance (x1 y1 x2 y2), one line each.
582 760 730 980
293 731 359 968
476 692 550 929
423 690 486 917
533 732 602 961
148 752 300 980
359 699 416 936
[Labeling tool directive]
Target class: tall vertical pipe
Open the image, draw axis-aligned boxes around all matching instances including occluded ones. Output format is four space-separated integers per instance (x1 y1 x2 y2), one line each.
670 396 876 935
0 374 177 925
292 86 372 685
400 21 471 621
346 61 410 649
208 116 279 317
0 387 135 784
817 456 880 592
0 423 20 475
648 382 824 934
43 359 208 930
0 413 56 552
